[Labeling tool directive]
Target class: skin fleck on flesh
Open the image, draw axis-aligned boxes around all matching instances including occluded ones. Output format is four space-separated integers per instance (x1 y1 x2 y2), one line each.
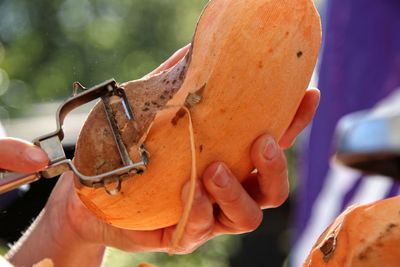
297 51 303 58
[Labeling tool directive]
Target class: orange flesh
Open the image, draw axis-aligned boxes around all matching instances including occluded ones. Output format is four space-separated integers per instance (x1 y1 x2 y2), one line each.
304 196 400 267
74 0 322 230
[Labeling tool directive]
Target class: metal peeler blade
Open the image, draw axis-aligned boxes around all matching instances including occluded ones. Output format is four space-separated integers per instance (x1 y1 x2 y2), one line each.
0 79 149 196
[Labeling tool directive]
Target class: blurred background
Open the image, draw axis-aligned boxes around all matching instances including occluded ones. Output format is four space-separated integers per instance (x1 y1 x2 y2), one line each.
0 0 326 266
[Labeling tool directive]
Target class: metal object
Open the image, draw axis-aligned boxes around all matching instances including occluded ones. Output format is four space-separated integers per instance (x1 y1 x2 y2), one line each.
0 79 149 195
334 111 400 179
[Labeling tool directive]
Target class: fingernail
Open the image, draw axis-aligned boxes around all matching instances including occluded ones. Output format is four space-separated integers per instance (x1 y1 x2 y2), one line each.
212 164 229 188
262 136 278 160
25 146 48 164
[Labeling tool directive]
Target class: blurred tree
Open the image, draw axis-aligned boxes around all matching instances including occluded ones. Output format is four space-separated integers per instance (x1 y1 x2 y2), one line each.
0 0 207 118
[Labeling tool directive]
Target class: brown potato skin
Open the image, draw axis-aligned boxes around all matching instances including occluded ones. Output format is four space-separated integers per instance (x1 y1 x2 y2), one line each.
75 0 322 230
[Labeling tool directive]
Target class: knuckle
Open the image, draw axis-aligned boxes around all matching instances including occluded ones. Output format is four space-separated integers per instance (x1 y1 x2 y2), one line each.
259 170 289 209
270 153 288 173
259 167 288 195
171 243 201 255
259 151 287 176
184 223 213 241
220 188 244 206
244 210 263 231
233 209 263 232
266 183 289 208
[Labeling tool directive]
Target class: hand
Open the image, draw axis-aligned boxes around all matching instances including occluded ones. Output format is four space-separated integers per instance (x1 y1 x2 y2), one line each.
48 87 319 255
5 45 320 266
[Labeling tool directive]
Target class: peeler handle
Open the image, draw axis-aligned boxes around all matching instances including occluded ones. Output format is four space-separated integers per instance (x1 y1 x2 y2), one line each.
0 171 40 194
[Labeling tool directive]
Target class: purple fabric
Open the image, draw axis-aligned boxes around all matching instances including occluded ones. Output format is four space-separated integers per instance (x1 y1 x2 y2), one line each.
339 176 363 211
295 0 400 241
385 183 400 199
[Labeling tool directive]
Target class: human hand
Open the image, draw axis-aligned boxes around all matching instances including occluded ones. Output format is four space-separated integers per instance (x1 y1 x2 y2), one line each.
47 45 319 254
6 45 320 267
51 88 319 255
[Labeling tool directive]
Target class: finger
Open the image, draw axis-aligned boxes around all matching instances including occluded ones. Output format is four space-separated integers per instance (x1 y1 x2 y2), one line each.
145 44 191 78
0 138 48 173
279 88 320 149
99 182 214 254
203 163 263 234
170 182 214 254
245 134 289 209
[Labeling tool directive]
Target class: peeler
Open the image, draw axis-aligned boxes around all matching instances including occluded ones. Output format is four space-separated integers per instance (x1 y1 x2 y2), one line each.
0 79 149 196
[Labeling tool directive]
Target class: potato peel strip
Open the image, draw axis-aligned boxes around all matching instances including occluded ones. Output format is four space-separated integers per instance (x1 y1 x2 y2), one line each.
168 106 197 252
140 105 198 253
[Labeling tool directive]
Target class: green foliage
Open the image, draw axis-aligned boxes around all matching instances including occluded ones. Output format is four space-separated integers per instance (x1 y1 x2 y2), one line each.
0 0 207 118
103 235 240 267
0 244 7 256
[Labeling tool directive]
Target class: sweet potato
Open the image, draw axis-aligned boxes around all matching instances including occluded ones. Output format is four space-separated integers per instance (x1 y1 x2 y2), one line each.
303 196 400 267
74 0 321 230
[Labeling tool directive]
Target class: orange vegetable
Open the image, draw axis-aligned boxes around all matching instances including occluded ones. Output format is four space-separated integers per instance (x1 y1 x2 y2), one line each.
304 196 400 267
74 0 321 231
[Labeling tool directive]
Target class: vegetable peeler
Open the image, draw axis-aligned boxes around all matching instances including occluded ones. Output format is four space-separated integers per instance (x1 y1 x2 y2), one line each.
0 79 149 196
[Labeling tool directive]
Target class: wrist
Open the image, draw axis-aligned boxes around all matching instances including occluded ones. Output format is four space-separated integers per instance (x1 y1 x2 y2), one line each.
46 197 106 256
7 174 106 267
7 207 105 267
45 174 107 265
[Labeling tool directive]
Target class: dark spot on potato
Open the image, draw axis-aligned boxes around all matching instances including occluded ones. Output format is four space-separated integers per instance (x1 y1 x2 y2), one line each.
160 95 166 100
179 66 186 80
199 145 203 153
387 223 398 231
172 80 177 85
151 101 158 106
358 246 374 261
162 79 166 83
142 107 150 112
145 102 150 106
258 61 264 69
171 108 187 126
286 31 289 36
358 223 398 261
297 51 303 58
320 236 336 262
269 48 273 53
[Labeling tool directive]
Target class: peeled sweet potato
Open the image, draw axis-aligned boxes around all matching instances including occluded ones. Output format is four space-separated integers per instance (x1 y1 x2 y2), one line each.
74 0 321 230
304 196 400 267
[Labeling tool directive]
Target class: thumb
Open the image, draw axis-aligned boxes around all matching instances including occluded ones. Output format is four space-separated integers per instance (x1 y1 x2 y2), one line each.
0 138 48 173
